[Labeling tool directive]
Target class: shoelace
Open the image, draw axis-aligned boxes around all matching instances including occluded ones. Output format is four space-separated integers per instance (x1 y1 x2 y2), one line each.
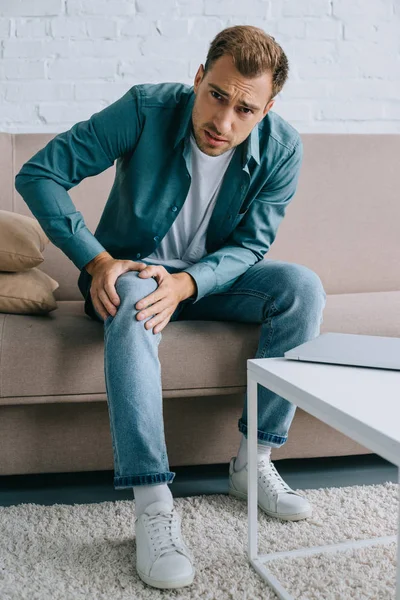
144 509 192 560
257 458 294 496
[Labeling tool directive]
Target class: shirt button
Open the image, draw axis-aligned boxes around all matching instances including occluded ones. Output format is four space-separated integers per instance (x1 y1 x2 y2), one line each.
136 253 141 258
154 236 159 241
172 206 177 212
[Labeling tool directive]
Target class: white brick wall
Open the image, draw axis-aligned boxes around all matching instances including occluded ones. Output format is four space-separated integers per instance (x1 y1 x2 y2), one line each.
0 0 399 133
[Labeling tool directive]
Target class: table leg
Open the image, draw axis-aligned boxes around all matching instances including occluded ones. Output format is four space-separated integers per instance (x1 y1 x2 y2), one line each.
248 374 258 562
246 367 397 599
247 371 295 599
397 468 400 599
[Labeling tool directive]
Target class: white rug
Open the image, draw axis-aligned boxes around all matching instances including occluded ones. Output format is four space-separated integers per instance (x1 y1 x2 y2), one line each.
0 482 398 599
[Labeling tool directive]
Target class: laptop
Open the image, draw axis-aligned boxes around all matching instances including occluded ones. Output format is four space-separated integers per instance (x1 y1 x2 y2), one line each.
284 332 400 371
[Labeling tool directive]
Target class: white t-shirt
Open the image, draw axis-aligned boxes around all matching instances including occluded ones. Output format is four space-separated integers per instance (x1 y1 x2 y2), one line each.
146 131 235 268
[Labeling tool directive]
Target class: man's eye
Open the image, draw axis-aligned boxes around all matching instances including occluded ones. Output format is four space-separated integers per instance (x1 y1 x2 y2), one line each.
210 92 252 114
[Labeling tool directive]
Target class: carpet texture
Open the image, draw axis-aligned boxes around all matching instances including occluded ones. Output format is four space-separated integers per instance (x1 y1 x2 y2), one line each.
0 482 398 599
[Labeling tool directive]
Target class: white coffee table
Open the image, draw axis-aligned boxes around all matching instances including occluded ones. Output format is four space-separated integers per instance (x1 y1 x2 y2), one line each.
246 357 400 600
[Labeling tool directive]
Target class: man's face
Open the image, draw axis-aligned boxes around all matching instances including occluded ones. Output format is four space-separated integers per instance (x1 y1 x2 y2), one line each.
191 54 275 157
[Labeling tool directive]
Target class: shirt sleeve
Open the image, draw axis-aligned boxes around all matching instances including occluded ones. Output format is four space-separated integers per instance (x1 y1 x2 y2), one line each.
14 85 142 271
183 136 304 303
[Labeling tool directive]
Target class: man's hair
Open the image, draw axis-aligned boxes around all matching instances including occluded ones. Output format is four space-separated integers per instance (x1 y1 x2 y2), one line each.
203 25 289 102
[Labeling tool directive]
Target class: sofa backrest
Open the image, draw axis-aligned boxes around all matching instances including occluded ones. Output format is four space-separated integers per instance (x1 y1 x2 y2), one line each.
1 131 399 301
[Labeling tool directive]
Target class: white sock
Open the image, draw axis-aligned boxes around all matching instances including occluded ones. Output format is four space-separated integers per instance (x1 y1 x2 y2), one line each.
133 482 174 517
234 433 271 471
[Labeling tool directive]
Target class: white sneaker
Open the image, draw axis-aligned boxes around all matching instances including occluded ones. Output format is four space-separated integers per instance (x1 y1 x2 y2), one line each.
229 456 312 521
135 500 196 589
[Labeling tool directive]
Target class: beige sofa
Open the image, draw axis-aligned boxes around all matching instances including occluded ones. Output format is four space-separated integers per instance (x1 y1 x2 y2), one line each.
1 131 399 478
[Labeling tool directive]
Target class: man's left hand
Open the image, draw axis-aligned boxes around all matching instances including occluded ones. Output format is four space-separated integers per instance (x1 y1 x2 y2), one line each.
134 265 187 334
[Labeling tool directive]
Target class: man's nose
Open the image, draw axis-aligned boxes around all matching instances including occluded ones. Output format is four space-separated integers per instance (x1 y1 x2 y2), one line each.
212 111 233 138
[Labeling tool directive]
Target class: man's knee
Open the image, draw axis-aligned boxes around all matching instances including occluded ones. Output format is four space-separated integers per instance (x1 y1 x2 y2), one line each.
260 261 326 305
115 270 159 305
290 264 326 298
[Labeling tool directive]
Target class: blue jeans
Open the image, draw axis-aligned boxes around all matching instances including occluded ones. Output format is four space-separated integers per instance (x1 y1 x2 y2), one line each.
86 258 327 489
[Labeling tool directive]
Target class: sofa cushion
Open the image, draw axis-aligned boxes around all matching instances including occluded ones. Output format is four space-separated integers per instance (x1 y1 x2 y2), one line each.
1 291 400 403
0 209 49 271
0 300 260 401
0 268 59 315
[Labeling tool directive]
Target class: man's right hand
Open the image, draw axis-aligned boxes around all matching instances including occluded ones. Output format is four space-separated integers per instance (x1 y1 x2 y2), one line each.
85 253 148 322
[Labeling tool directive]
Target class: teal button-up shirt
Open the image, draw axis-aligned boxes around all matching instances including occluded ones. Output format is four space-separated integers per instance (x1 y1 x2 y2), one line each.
15 82 303 304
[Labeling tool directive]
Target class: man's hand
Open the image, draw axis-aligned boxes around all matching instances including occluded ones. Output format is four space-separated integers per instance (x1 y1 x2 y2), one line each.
136 265 195 334
86 256 149 322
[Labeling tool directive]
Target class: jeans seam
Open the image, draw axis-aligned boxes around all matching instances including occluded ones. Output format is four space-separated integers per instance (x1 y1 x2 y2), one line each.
259 297 280 357
238 420 287 446
114 472 175 488
217 289 273 301
104 314 116 337
104 332 121 474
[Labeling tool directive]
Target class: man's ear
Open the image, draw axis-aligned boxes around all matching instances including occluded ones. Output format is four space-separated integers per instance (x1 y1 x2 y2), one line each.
194 64 205 92
266 99 275 112
260 99 274 121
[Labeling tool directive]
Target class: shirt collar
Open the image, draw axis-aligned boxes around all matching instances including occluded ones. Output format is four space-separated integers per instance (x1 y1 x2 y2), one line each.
173 86 261 168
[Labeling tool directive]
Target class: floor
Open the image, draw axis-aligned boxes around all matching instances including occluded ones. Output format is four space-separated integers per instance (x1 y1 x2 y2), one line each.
0 454 397 507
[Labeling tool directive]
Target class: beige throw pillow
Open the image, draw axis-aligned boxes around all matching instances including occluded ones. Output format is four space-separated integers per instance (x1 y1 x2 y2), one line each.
0 209 50 271
0 268 59 314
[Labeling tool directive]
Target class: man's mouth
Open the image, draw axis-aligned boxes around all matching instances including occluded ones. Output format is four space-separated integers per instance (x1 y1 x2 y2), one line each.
205 129 228 142
208 131 225 141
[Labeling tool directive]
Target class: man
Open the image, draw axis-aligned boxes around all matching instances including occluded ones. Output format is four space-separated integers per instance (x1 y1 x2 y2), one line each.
15 25 326 590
